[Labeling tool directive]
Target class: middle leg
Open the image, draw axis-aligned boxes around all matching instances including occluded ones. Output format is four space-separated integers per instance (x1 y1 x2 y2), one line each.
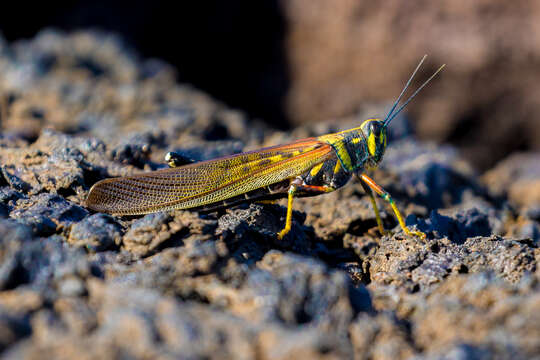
277 179 334 239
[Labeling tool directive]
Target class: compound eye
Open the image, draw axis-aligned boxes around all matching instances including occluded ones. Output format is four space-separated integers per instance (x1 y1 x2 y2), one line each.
369 121 381 136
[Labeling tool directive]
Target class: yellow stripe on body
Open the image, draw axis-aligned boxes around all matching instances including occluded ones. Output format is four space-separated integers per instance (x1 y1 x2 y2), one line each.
310 162 324 177
333 159 341 174
368 132 376 156
317 133 354 171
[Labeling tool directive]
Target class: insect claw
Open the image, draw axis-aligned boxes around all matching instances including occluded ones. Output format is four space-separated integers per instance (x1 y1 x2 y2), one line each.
403 228 427 240
277 228 290 240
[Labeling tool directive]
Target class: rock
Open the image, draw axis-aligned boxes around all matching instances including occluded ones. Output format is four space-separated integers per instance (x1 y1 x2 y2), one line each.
108 132 161 168
10 193 88 236
349 313 415 360
381 140 485 211
216 204 310 251
1 166 31 193
415 208 493 243
53 297 97 336
0 309 32 352
122 211 216 257
303 187 381 242
256 325 352 359
252 251 370 325
168 140 245 163
0 187 24 216
4 282 259 360
57 277 87 297
409 273 540 359
410 344 495 360
0 288 43 315
371 234 535 290
483 152 540 209
0 129 128 206
507 220 540 244
0 219 35 290
0 218 100 299
68 213 123 252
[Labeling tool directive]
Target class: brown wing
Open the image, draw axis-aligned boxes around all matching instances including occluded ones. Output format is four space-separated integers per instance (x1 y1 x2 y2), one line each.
86 138 334 215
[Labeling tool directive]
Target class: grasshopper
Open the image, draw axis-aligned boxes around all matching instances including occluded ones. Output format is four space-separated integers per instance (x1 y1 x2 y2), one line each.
87 55 444 239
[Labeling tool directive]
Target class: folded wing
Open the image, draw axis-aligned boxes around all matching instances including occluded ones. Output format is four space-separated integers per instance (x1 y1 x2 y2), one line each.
86 138 334 215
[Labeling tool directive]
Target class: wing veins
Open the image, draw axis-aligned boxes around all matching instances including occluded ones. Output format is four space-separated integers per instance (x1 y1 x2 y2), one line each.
140 143 333 209
88 140 333 214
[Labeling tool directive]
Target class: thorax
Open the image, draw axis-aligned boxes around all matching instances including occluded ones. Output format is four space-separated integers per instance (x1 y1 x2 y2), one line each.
317 127 373 172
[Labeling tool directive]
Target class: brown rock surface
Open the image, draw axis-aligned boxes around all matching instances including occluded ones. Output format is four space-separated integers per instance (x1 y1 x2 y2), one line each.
483 152 540 208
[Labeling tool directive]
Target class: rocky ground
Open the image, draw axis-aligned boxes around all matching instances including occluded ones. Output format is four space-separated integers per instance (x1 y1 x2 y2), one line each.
0 30 538 359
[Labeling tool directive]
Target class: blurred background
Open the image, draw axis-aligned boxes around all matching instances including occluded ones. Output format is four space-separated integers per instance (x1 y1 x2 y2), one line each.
1 0 539 171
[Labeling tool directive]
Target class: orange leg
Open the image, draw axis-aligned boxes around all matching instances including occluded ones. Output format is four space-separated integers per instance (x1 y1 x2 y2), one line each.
296 184 334 194
359 173 425 239
256 200 278 205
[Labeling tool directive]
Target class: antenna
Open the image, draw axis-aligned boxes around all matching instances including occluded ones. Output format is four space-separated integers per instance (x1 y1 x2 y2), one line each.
383 55 445 128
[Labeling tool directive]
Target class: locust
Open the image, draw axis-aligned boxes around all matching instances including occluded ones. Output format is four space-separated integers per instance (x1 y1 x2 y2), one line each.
87 55 444 239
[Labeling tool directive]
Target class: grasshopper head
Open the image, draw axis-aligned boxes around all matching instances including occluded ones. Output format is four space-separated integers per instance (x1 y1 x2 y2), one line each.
363 56 444 165
361 119 387 164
